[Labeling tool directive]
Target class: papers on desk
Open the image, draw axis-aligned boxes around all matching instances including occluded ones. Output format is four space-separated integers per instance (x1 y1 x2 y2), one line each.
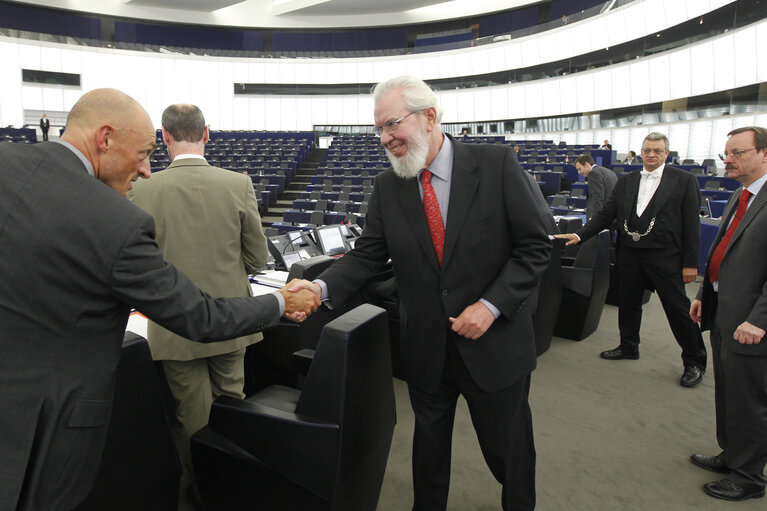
126 282 277 338
126 310 147 338
252 270 289 288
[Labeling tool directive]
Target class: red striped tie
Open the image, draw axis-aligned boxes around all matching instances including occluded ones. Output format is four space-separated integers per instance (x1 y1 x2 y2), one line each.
421 170 444 265
708 188 751 283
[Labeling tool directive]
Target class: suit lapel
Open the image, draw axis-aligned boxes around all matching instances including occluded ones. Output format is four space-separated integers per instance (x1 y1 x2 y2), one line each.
646 167 679 218
442 141 479 268
395 175 442 271
728 186 767 247
621 171 641 219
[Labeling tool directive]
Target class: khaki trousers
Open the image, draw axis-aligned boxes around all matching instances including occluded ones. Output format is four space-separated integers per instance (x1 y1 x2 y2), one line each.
162 348 247 504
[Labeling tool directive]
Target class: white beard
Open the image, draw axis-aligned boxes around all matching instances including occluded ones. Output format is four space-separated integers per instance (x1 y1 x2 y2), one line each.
385 126 430 180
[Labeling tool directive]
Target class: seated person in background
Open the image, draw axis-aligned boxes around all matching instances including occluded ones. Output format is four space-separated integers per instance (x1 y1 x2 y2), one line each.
623 150 639 164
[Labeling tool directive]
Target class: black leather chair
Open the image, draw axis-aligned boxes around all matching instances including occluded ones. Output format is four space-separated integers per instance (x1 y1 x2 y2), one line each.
75 333 180 511
192 304 396 511
554 229 611 341
245 255 356 394
557 216 583 261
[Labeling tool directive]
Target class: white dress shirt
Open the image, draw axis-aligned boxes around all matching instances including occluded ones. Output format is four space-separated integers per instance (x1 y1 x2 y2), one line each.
636 163 665 216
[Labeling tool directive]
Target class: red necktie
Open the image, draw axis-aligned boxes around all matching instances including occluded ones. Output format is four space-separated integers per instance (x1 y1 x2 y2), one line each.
421 170 445 265
709 189 751 283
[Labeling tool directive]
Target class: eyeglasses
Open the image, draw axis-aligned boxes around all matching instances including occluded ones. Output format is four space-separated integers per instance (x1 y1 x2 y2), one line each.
641 148 667 155
718 148 757 162
373 111 418 138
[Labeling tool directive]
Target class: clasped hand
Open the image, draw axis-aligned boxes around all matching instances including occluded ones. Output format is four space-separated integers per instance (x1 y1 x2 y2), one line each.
278 278 322 322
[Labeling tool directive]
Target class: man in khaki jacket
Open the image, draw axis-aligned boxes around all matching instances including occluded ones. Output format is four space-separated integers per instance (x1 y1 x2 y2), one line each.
130 104 268 504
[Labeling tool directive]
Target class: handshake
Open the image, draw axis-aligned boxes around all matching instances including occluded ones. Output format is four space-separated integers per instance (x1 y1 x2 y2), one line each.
277 279 323 322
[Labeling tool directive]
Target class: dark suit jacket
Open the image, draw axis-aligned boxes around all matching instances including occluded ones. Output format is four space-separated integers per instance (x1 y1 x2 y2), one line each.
585 165 618 219
39 118 49 132
0 142 280 510
318 135 553 394
698 185 767 355
577 165 701 268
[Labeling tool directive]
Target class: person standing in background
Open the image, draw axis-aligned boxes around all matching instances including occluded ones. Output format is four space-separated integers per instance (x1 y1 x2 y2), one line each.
39 113 50 141
130 103 271 508
556 132 706 388
574 154 618 220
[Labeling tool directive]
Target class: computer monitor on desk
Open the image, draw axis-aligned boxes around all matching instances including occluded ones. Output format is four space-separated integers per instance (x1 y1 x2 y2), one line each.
314 225 347 256
267 230 321 270
281 251 302 270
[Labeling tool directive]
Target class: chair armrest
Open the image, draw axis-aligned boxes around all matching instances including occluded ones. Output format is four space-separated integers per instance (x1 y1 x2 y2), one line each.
560 267 594 296
208 395 340 498
291 349 315 376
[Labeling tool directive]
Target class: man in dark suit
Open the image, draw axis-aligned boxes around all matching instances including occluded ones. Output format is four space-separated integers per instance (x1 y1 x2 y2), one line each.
574 154 618 219
0 88 319 511
689 126 767 501
40 113 50 141
556 132 706 387
292 76 553 510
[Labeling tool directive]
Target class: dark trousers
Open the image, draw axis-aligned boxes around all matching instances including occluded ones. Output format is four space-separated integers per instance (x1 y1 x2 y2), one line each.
709 325 727 452
715 327 767 488
407 335 535 511
616 249 706 368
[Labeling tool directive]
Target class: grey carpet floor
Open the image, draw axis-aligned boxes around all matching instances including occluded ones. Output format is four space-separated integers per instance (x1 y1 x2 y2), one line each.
377 282 765 510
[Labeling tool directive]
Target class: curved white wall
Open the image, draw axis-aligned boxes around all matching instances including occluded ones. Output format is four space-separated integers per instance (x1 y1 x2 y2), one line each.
0 0 756 132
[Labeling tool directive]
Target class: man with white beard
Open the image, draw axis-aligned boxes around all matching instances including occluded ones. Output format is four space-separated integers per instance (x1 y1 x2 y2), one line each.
291 76 553 510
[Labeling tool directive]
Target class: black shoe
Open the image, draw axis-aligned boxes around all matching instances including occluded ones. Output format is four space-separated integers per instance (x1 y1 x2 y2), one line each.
680 366 704 387
600 347 639 360
690 454 728 474
703 479 765 501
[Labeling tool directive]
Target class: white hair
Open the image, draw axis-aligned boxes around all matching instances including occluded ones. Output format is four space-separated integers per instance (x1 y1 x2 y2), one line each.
371 76 444 124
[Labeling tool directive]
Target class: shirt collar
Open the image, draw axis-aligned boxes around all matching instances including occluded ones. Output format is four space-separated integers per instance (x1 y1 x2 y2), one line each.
745 172 767 197
641 162 665 178
173 154 206 162
55 139 94 177
419 133 452 182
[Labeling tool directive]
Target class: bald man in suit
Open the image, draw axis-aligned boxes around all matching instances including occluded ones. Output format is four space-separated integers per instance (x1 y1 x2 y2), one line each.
0 89 318 510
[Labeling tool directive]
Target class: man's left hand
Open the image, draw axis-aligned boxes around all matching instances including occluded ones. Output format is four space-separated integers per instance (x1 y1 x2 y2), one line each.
449 301 495 340
733 321 766 345
682 267 697 284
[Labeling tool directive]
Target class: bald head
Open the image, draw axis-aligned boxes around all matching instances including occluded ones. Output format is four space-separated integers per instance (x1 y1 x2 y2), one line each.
66 88 149 134
62 88 156 197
